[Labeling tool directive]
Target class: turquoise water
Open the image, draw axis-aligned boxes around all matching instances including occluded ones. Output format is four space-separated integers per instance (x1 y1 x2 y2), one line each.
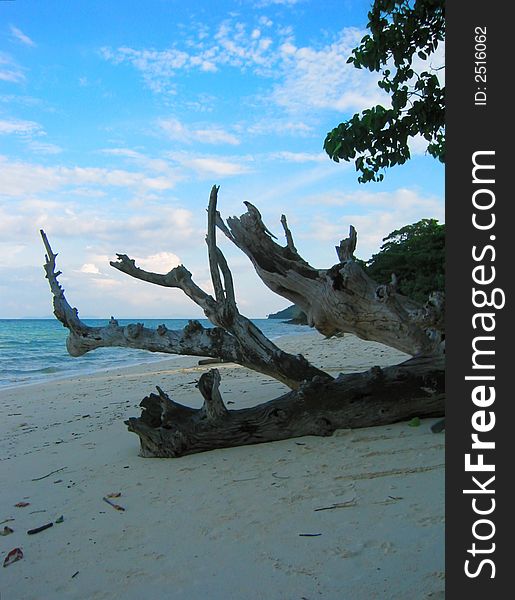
0 318 308 389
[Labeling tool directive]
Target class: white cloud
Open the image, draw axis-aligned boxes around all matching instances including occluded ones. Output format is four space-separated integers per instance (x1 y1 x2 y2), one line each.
158 118 240 145
89 277 122 289
100 19 292 92
0 120 64 155
300 188 444 260
0 57 25 82
167 151 252 177
28 141 63 155
189 157 251 177
271 28 387 114
10 25 36 47
48 249 199 319
408 134 432 156
80 263 100 274
0 155 178 197
184 92 217 113
134 251 181 272
0 243 26 267
68 187 107 198
100 22 387 121
245 162 349 208
303 188 442 212
258 16 273 27
244 118 313 136
0 94 41 106
1 194 198 260
157 118 188 141
77 251 180 277
194 127 240 145
268 151 326 163
100 148 175 174
100 46 190 94
0 119 42 136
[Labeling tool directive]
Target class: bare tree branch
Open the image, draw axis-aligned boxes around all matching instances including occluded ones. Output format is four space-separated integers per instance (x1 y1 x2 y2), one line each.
207 185 226 305
41 190 329 389
280 214 297 254
335 225 357 262
198 369 228 422
221 206 443 356
111 256 215 314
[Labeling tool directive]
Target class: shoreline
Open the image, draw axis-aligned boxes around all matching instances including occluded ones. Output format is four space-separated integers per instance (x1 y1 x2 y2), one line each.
0 321 311 392
0 331 308 393
0 351 190 393
0 333 444 599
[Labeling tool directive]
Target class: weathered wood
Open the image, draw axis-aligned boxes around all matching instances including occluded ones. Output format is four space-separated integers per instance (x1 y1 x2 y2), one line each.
198 369 228 421
222 207 444 356
126 357 444 457
41 185 445 459
40 189 328 390
336 225 357 261
198 358 231 366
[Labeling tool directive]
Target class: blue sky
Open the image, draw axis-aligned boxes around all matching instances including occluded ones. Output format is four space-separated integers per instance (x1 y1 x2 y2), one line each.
0 0 444 319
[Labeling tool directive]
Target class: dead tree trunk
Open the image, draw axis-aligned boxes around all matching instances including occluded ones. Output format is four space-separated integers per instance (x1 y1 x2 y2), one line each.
128 358 443 457
220 204 444 356
41 185 444 457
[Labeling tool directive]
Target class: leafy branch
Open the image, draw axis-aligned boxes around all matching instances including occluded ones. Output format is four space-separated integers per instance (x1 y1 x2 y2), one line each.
324 0 445 183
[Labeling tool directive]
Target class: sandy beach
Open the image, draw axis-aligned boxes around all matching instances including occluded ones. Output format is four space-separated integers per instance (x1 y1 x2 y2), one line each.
0 332 444 600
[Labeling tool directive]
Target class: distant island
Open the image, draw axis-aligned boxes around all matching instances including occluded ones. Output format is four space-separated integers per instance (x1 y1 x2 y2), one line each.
267 305 307 325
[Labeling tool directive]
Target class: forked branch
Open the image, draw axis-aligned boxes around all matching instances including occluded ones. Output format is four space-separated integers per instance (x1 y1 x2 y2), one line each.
221 207 444 356
40 187 329 389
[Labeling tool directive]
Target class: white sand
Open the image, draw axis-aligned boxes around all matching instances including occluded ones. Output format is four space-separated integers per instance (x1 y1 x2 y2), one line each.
0 333 444 599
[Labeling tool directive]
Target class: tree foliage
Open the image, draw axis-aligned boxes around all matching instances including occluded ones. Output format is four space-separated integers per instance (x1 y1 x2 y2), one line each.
324 0 445 182
365 218 444 303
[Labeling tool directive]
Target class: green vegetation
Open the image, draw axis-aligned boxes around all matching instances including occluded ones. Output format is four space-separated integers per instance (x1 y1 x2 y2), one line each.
270 218 444 317
267 306 297 319
364 218 444 303
324 0 445 182
267 305 307 325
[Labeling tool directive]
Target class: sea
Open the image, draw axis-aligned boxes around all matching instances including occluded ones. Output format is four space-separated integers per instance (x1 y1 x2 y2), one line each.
0 318 309 390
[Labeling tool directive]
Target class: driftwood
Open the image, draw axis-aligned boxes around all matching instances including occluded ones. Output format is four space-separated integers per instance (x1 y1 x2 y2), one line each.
221 206 444 356
41 185 444 457
128 360 443 457
40 187 327 391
